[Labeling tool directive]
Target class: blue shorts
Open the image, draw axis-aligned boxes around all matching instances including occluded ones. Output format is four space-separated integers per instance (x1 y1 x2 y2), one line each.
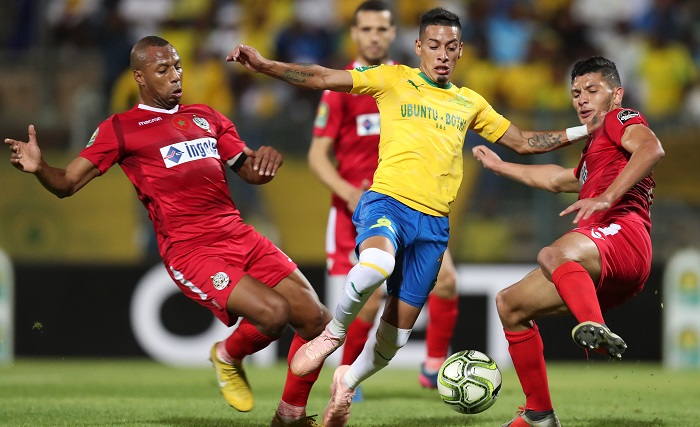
353 191 449 307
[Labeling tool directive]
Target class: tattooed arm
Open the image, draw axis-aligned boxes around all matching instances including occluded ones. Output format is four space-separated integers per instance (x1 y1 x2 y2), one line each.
227 44 353 92
495 122 585 155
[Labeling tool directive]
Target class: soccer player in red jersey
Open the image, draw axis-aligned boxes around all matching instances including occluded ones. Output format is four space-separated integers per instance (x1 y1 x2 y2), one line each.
307 1 459 397
472 56 665 427
5 36 329 427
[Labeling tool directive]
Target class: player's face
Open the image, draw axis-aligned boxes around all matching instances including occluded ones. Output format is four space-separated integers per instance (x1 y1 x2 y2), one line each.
415 25 462 85
571 72 623 126
351 10 395 66
134 45 183 109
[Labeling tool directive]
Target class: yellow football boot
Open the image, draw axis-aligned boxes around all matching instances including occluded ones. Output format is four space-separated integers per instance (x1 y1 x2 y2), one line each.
209 342 254 412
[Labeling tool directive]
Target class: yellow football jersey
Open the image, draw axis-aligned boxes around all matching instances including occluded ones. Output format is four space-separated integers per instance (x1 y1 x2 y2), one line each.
349 64 510 216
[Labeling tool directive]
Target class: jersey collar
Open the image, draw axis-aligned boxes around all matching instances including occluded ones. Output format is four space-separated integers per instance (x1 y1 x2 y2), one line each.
137 104 180 114
418 71 452 90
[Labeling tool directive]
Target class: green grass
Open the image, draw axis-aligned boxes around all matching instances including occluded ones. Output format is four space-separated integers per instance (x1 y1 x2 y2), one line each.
1 359 699 426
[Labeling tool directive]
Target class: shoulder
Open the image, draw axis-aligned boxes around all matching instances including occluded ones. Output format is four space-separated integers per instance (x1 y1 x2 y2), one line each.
606 108 648 128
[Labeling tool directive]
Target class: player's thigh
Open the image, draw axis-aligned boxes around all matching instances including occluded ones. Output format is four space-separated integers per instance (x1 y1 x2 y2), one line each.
381 295 423 330
226 274 290 330
497 267 569 324
432 249 457 298
273 268 330 339
545 232 602 283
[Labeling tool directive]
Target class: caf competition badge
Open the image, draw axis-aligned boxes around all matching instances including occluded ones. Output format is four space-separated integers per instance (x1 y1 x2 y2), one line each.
211 272 230 290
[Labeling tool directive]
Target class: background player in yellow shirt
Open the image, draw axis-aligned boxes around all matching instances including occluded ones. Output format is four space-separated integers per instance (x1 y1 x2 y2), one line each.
229 7 589 427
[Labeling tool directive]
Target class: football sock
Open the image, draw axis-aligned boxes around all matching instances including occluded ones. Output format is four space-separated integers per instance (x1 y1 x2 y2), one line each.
341 318 373 365
426 293 458 360
345 319 411 389
281 333 322 406
330 248 394 337
551 261 605 324
223 319 275 361
276 399 306 420
504 323 553 411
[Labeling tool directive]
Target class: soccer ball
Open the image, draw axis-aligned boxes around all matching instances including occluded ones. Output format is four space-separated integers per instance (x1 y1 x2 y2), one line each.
437 350 502 414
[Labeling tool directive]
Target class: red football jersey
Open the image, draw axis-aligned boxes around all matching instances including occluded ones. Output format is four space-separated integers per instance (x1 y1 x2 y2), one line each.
575 108 655 230
80 103 246 259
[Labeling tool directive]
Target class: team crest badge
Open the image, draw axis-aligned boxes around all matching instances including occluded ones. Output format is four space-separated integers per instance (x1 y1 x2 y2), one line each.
211 272 230 290
172 115 191 130
193 115 211 133
86 128 99 147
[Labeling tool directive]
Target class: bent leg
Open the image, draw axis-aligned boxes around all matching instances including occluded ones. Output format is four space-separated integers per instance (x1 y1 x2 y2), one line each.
423 250 458 379
497 267 568 414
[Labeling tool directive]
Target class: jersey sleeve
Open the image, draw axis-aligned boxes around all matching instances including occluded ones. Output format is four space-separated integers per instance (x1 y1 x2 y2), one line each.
349 64 403 97
468 90 511 143
603 108 648 146
210 108 245 163
79 117 122 174
313 90 344 139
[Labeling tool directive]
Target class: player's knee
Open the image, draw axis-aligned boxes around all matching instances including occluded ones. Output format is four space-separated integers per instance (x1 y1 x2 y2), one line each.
536 245 562 278
495 288 519 325
351 248 394 294
434 268 457 298
258 299 291 337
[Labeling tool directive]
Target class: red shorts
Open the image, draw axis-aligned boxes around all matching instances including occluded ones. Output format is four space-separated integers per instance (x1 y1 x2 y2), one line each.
571 214 652 312
326 203 358 276
165 222 297 326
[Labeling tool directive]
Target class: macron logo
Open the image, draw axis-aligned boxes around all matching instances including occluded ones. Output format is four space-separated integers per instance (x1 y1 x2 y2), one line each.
138 117 163 126
160 137 219 168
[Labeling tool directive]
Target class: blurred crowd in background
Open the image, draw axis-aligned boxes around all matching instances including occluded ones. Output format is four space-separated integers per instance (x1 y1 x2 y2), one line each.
0 0 698 265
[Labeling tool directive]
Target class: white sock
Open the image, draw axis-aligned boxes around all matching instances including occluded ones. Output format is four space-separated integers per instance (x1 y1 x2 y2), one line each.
328 248 394 337
344 319 411 388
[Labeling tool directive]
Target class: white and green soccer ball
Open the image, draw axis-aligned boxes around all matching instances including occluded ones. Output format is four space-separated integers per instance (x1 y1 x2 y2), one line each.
437 350 502 414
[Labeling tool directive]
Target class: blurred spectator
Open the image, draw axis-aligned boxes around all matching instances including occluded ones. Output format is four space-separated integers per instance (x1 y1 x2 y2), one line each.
486 1 536 66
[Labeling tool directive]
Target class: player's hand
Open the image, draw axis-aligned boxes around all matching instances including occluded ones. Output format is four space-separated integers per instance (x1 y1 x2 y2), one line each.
472 145 502 172
560 196 611 224
346 179 370 212
5 124 42 174
226 44 266 72
244 145 282 176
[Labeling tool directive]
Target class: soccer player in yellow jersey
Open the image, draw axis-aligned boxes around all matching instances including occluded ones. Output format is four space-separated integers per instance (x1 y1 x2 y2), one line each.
229 7 589 427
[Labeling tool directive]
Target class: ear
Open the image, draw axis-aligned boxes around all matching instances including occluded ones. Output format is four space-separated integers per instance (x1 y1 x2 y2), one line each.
350 25 359 45
133 70 145 87
458 41 464 59
414 38 422 57
613 86 624 106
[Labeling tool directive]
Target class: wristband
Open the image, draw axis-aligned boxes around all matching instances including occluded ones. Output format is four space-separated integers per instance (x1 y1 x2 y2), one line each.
565 125 588 141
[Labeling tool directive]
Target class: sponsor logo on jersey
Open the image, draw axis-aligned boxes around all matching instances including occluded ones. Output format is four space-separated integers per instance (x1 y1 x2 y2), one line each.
211 272 230 290
86 128 99 147
617 109 640 124
160 137 219 168
172 115 191 130
192 115 211 133
407 79 423 92
138 117 163 126
314 101 329 129
356 113 380 136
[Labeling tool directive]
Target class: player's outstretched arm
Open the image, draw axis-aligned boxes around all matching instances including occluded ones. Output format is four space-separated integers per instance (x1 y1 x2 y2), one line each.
5 125 100 198
560 123 664 224
496 122 589 155
235 145 283 185
226 44 353 92
472 145 579 194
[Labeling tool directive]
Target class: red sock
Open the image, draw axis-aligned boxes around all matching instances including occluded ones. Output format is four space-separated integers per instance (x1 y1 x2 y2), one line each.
224 319 275 360
505 323 552 411
551 261 604 324
341 318 373 365
426 294 459 359
281 333 322 407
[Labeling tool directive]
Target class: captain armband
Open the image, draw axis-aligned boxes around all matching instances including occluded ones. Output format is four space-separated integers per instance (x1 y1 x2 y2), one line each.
227 151 248 172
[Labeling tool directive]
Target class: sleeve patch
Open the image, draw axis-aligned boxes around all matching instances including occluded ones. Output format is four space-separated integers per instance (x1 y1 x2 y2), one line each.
87 128 99 147
617 109 640 124
314 101 330 129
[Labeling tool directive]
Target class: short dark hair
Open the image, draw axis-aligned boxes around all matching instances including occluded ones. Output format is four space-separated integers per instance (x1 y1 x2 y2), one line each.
353 0 393 26
130 36 171 70
570 56 621 87
419 8 461 38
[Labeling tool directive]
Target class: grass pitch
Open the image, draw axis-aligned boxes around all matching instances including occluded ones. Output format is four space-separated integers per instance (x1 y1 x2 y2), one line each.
1 359 699 426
